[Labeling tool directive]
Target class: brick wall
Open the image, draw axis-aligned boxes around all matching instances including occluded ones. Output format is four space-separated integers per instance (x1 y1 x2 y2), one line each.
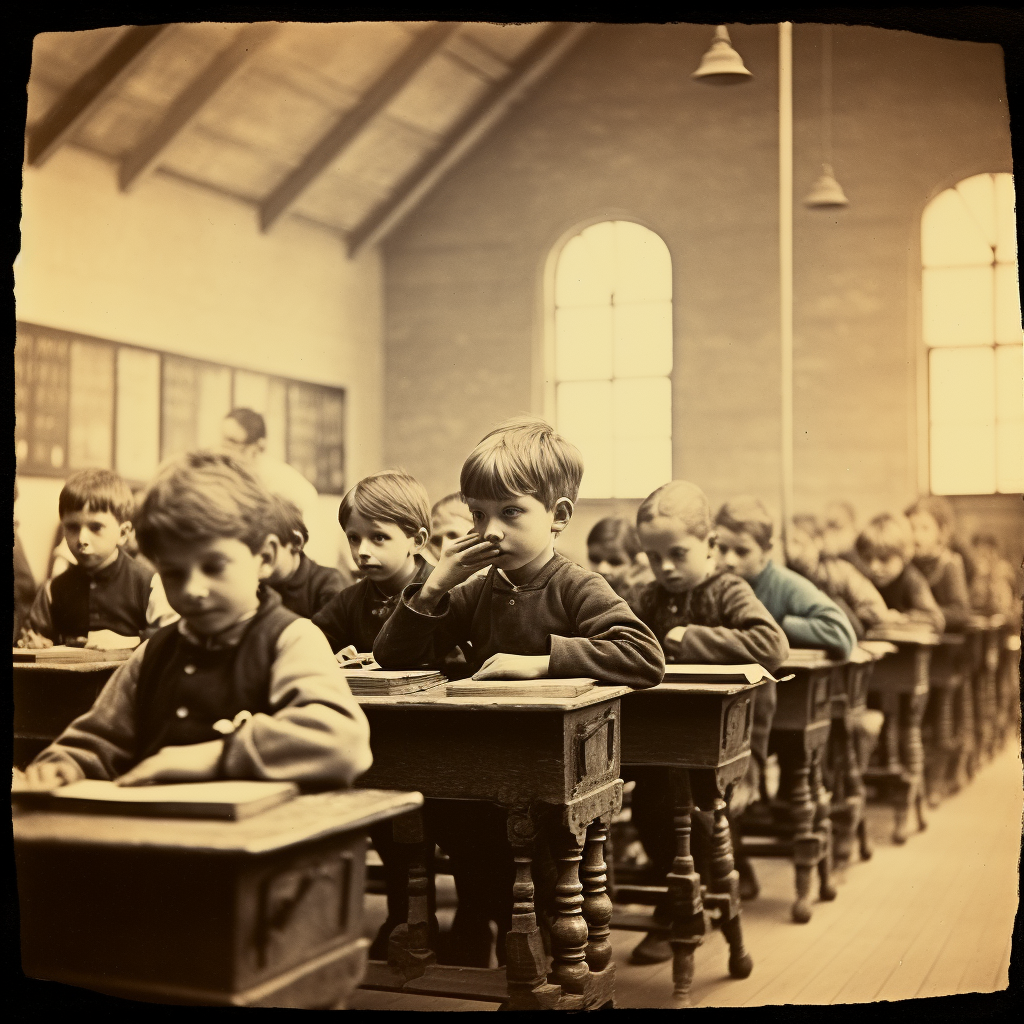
381 23 1018 566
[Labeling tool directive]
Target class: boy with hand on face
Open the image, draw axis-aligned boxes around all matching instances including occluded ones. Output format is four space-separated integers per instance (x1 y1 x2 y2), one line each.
20 469 178 650
905 497 971 632
16 451 371 793
374 417 664 967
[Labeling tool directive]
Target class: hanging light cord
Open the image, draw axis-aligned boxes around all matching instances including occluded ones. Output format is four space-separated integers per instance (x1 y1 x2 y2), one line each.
822 24 833 168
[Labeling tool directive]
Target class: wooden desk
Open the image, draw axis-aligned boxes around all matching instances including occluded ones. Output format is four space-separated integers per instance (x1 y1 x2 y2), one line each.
995 630 1021 746
613 667 766 1003
970 614 1007 763
923 633 971 802
354 685 629 1011
13 660 122 768
740 652 839 923
14 788 421 1008
863 627 939 844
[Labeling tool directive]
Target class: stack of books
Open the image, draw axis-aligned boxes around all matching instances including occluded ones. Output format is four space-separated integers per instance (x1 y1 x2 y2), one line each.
343 668 447 696
445 678 596 698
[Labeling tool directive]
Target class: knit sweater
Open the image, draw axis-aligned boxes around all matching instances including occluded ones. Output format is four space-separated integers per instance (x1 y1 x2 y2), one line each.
913 550 971 632
877 563 946 634
801 555 890 638
749 560 857 659
373 552 665 687
631 570 789 673
270 552 347 620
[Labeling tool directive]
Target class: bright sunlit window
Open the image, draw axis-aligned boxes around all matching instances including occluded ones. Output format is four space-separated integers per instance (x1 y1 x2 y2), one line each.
553 220 673 499
923 172 1023 494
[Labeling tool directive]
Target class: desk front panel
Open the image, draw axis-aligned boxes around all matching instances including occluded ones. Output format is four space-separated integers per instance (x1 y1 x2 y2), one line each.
869 644 932 697
772 668 833 732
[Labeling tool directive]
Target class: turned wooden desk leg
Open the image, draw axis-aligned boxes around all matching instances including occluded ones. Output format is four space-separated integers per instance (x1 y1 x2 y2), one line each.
548 826 590 996
708 795 753 979
667 769 706 1002
580 821 613 974
812 750 837 902
830 717 856 870
387 810 436 980
895 691 928 844
938 685 956 803
959 676 977 785
781 738 819 924
503 809 561 1012
854 710 878 863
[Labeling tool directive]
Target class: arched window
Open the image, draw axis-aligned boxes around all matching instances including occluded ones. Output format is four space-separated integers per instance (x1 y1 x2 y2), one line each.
553 220 673 499
922 173 1023 494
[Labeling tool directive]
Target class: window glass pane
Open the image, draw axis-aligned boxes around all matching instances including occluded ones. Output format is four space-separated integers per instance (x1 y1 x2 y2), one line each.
161 356 199 460
923 266 993 347
115 348 160 482
555 305 613 381
196 364 232 449
555 222 614 308
613 377 672 437
995 173 1018 264
613 302 673 378
930 422 996 495
265 378 288 463
922 187 993 268
929 348 994 424
233 369 270 412
557 380 612 442
613 221 672 303
995 344 1023 423
614 434 672 499
68 339 114 469
994 262 1022 345
955 174 998 250
996 421 1024 493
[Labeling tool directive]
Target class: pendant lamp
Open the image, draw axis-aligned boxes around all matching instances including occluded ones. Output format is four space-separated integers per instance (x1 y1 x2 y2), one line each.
805 25 848 208
692 25 753 83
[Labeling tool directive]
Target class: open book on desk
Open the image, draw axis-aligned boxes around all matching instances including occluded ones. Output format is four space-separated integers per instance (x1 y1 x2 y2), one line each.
445 678 596 698
663 663 780 684
13 645 135 664
33 779 300 821
342 666 447 696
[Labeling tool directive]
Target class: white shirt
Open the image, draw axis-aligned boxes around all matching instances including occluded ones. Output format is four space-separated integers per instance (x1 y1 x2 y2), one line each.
253 455 335 567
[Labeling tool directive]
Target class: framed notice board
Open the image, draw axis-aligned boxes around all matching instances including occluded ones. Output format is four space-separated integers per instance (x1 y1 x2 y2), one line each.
14 322 347 494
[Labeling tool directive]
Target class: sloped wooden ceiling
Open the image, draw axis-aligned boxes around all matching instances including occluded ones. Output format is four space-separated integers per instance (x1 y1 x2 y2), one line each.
25 21 590 253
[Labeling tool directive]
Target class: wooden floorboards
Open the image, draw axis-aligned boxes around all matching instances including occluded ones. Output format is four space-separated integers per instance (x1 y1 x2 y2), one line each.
349 741 1021 1010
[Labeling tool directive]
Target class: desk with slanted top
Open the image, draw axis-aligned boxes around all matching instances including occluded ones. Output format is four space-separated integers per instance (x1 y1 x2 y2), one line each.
14 788 422 1008
863 625 940 844
612 664 767 1004
12 658 123 768
354 685 629 1011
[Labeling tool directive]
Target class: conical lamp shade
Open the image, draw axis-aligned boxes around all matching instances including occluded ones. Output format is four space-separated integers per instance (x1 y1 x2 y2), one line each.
692 25 753 84
804 164 849 208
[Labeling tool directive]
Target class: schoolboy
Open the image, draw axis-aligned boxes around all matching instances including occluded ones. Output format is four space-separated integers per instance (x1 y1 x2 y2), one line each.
18 451 372 791
787 514 894 639
20 468 178 649
374 417 665 966
265 495 346 619
905 496 971 632
311 471 433 655
855 512 946 634
821 500 869 574
626 480 789 964
427 492 474 564
587 516 655 602
969 532 1019 625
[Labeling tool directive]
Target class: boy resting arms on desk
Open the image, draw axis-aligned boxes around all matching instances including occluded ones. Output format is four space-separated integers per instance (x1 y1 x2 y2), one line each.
373 417 664 967
18 451 371 792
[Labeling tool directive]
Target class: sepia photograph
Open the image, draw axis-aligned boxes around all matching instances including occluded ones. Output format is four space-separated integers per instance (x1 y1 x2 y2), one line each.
7 7 1023 1013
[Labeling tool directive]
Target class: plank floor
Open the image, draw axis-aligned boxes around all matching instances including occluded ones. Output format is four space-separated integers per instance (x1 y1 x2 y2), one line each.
349 741 1022 1010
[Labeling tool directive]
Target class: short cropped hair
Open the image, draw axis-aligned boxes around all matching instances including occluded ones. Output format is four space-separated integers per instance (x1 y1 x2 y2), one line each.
267 494 308 549
714 496 775 551
792 513 822 541
134 450 274 558
225 408 266 444
58 469 135 524
824 500 857 528
431 492 471 520
905 495 956 535
855 512 915 563
338 471 430 539
636 481 713 540
971 531 1001 552
460 417 583 509
587 517 642 559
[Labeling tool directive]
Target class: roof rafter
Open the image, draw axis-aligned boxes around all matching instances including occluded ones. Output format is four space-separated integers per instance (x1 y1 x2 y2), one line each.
346 23 592 257
27 24 170 168
258 21 461 233
118 22 281 193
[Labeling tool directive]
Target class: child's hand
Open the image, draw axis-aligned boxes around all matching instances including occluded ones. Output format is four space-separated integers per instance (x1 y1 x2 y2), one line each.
85 630 141 651
18 761 80 791
18 630 53 650
881 608 909 624
663 625 688 658
472 654 550 680
415 534 501 609
116 740 224 787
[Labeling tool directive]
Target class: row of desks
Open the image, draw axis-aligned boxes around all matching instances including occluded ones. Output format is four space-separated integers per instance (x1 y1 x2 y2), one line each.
12 618 1018 1010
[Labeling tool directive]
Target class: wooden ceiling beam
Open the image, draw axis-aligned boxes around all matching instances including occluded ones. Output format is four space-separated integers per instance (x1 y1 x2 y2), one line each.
119 22 280 193
258 21 460 233
27 24 170 168
346 23 592 257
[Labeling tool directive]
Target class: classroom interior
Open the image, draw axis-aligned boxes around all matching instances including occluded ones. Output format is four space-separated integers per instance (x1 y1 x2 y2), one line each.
11 17 1024 1012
